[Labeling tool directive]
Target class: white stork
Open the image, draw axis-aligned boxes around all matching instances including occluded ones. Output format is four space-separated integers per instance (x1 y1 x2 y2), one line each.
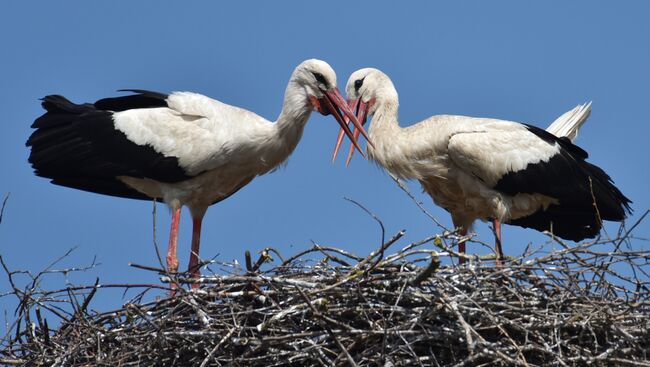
333 68 631 264
27 59 370 285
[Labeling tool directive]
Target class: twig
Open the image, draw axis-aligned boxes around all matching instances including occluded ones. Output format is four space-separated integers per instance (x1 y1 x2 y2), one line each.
294 285 359 367
389 174 449 232
343 196 385 246
409 255 440 286
0 193 9 225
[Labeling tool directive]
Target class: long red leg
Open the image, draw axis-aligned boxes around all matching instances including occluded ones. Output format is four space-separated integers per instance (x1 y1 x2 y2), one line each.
166 206 182 292
187 212 205 289
458 228 467 265
493 219 503 266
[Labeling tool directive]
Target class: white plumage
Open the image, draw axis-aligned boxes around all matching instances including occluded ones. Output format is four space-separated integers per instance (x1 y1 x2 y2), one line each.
27 59 368 287
334 68 630 264
545 102 591 141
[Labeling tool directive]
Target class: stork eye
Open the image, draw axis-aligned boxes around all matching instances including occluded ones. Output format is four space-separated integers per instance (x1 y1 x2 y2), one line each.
354 78 364 92
313 72 327 85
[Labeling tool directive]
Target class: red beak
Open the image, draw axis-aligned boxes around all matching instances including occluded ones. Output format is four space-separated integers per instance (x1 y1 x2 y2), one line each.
332 99 359 163
317 88 370 158
332 98 371 165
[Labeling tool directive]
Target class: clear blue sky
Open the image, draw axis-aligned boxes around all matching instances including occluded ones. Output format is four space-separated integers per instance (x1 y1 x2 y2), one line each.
1 2 648 326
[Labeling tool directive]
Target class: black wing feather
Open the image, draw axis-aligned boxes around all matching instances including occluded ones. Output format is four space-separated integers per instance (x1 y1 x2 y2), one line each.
494 124 632 240
94 89 168 111
27 91 193 201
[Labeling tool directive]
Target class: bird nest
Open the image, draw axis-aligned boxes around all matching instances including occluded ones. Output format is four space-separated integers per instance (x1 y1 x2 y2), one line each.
1 218 649 366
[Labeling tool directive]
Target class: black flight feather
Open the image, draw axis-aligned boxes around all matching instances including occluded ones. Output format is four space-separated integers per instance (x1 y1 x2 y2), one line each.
27 91 193 201
494 124 632 240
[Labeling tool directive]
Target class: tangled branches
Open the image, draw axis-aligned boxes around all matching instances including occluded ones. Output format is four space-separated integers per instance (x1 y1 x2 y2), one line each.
1 220 648 367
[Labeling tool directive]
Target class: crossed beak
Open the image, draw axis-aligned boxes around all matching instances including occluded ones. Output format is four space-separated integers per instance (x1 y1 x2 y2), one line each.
332 98 372 165
312 88 371 158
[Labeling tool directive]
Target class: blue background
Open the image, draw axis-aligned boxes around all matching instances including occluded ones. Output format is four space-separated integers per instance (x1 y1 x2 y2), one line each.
1 1 648 330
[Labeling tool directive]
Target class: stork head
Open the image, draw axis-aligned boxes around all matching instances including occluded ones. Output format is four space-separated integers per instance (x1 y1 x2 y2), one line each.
346 68 398 116
332 68 397 164
291 59 371 157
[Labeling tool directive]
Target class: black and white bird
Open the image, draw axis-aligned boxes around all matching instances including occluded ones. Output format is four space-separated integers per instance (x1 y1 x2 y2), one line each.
334 68 631 263
27 59 370 284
